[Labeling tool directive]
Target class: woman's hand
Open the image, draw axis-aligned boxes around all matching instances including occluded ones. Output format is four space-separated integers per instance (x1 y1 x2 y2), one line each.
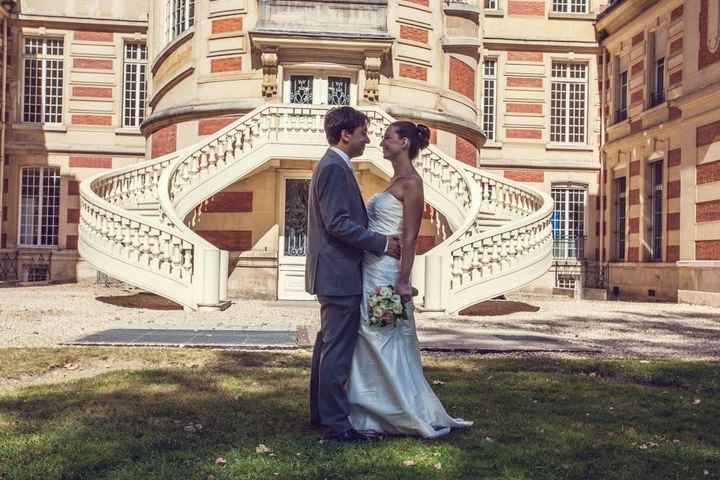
395 279 413 300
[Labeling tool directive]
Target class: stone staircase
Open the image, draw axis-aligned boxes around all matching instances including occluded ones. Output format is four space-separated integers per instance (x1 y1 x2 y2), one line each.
79 104 554 313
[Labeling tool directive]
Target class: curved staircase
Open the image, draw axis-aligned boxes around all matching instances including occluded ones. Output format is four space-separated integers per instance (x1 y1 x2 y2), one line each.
79 104 553 313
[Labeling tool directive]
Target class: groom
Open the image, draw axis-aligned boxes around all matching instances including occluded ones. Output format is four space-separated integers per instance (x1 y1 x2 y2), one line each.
305 106 401 441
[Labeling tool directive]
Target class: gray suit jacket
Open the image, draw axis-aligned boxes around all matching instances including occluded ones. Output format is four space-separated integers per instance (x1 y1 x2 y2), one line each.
305 149 387 296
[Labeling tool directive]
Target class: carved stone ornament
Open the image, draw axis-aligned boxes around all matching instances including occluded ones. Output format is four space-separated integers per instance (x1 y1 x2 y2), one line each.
363 53 382 103
261 49 279 99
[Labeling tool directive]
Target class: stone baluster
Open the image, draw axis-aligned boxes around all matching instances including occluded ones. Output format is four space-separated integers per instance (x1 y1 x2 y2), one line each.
182 242 194 278
130 222 141 261
450 251 463 290
159 232 172 274
139 225 151 264
171 237 183 279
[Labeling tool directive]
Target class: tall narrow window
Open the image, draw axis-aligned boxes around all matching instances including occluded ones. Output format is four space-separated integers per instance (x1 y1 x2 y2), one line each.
650 30 667 107
122 43 147 128
23 38 64 124
19 167 60 247
484 0 498 9
649 161 663 261
551 185 586 259
552 0 588 13
482 59 497 142
614 177 627 261
551 63 587 144
166 0 195 43
616 70 628 123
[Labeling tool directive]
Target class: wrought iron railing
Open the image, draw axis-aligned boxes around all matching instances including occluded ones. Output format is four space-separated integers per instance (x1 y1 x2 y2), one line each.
0 250 18 282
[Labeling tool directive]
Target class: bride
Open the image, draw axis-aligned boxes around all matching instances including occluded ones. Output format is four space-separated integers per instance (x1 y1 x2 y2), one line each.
347 121 472 438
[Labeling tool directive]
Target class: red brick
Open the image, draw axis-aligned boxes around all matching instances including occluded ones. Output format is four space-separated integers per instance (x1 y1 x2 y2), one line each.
69 156 112 169
697 160 720 185
429 127 437 145
506 103 542 114
507 77 543 88
416 235 435 254
667 212 681 231
74 31 113 42
628 189 640 205
151 124 177 159
2 206 6 222
455 136 476 166
697 199 720 223
66 235 78 250
669 38 683 55
667 245 680 263
73 58 113 70
632 32 644 46
508 1 545 15
404 0 429 5
506 128 542 140
628 217 639 234
399 25 428 44
196 230 252 251
503 169 544 183
198 116 239 136
423 204 434 219
399 63 427 81
449 57 475 100
696 240 720 260
200 192 253 213
669 70 683 86
697 120 720 147
668 148 681 167
669 106 682 121
72 86 112 98
630 120 643 134
66 209 80 224
700 0 720 69
211 57 242 73
667 180 681 199
211 17 243 34
1 233 5 249
2 178 7 194
68 180 80 195
507 51 543 62
630 90 643 106
631 61 644 76
671 5 683 21
629 160 640 176
627 247 639 262
72 115 112 126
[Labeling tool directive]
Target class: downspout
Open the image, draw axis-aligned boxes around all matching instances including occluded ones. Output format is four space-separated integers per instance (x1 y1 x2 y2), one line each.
0 12 7 249
599 46 607 286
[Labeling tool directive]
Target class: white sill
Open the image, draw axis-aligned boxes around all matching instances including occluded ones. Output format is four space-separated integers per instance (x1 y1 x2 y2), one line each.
548 12 596 20
484 8 505 17
115 127 142 136
12 123 67 132
483 140 503 148
545 143 594 151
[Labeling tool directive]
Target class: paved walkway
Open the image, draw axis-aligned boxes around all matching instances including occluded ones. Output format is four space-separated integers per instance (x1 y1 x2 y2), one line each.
2 283 719 359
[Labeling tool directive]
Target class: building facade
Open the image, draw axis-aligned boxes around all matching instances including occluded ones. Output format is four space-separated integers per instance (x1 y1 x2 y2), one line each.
0 0 615 304
597 0 720 307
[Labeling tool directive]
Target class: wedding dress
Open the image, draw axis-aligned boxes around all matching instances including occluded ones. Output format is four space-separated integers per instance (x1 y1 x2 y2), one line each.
347 191 473 438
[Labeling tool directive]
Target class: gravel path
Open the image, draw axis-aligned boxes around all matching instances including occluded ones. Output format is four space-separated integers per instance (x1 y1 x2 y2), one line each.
1 283 719 360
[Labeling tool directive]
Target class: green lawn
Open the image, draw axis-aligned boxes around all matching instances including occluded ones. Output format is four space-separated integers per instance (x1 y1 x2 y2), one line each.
1 348 719 480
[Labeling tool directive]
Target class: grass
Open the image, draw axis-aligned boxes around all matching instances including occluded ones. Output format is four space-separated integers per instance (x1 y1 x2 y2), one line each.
0 348 719 480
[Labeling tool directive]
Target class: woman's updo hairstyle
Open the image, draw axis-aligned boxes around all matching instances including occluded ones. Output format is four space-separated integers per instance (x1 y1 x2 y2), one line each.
391 121 431 160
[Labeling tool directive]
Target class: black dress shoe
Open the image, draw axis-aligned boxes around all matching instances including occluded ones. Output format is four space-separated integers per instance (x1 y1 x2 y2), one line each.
323 428 373 443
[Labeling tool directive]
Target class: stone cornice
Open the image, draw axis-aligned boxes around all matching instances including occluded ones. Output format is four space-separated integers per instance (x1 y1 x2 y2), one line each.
16 13 147 31
382 103 486 148
140 99 265 136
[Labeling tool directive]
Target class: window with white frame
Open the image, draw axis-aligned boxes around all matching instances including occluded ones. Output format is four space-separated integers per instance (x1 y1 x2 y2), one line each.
19 167 60 247
551 184 586 259
614 177 627 261
23 38 64 124
550 63 587 144
648 161 663 262
284 73 355 105
484 0 498 9
552 0 588 13
166 0 194 43
122 43 147 128
482 59 497 142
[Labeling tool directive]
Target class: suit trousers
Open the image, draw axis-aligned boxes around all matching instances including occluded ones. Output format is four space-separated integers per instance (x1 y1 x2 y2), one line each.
310 294 362 434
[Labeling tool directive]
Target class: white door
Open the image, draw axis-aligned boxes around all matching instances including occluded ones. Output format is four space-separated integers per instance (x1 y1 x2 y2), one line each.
277 174 315 301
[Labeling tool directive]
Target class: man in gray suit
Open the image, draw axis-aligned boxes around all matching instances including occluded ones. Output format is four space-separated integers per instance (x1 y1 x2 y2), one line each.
306 106 401 442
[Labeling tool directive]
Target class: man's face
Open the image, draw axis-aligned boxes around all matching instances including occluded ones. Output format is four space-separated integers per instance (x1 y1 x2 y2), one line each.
343 123 370 158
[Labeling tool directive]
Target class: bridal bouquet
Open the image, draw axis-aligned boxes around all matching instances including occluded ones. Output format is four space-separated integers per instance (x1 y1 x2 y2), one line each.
367 285 417 328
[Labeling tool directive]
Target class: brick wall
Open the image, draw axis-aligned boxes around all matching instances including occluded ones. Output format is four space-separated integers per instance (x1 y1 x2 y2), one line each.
696 200 720 223
506 128 542 140
211 57 242 73
449 57 475 100
455 136 476 166
399 63 427 81
200 192 253 213
503 169 544 183
69 156 112 169
198 117 240 136
696 240 720 260
508 1 544 15
196 230 252 251
697 160 720 185
151 124 177 159
399 25 428 44
212 17 243 34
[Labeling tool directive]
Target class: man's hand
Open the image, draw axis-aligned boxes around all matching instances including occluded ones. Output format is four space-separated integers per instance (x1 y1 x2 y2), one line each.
386 235 402 259
395 279 413 300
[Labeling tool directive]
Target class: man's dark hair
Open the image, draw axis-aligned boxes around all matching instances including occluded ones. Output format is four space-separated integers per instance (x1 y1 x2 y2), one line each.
324 106 369 145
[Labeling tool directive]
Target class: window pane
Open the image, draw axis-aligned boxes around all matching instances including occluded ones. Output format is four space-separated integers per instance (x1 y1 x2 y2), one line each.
290 75 313 104
123 43 148 128
483 60 496 141
552 185 585 259
327 77 350 105
551 63 586 144
20 167 60 247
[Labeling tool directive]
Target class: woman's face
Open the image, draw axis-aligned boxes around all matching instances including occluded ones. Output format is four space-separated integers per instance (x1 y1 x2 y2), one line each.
380 126 407 161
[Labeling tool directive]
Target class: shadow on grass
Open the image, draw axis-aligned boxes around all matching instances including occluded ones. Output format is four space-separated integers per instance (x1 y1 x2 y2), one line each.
1 352 719 480
95 293 183 310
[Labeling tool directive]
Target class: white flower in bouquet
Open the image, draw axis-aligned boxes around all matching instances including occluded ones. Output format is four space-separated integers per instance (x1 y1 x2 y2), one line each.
380 286 392 297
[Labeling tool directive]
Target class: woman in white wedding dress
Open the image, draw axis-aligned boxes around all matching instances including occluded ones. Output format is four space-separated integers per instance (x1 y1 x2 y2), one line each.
347 121 473 439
